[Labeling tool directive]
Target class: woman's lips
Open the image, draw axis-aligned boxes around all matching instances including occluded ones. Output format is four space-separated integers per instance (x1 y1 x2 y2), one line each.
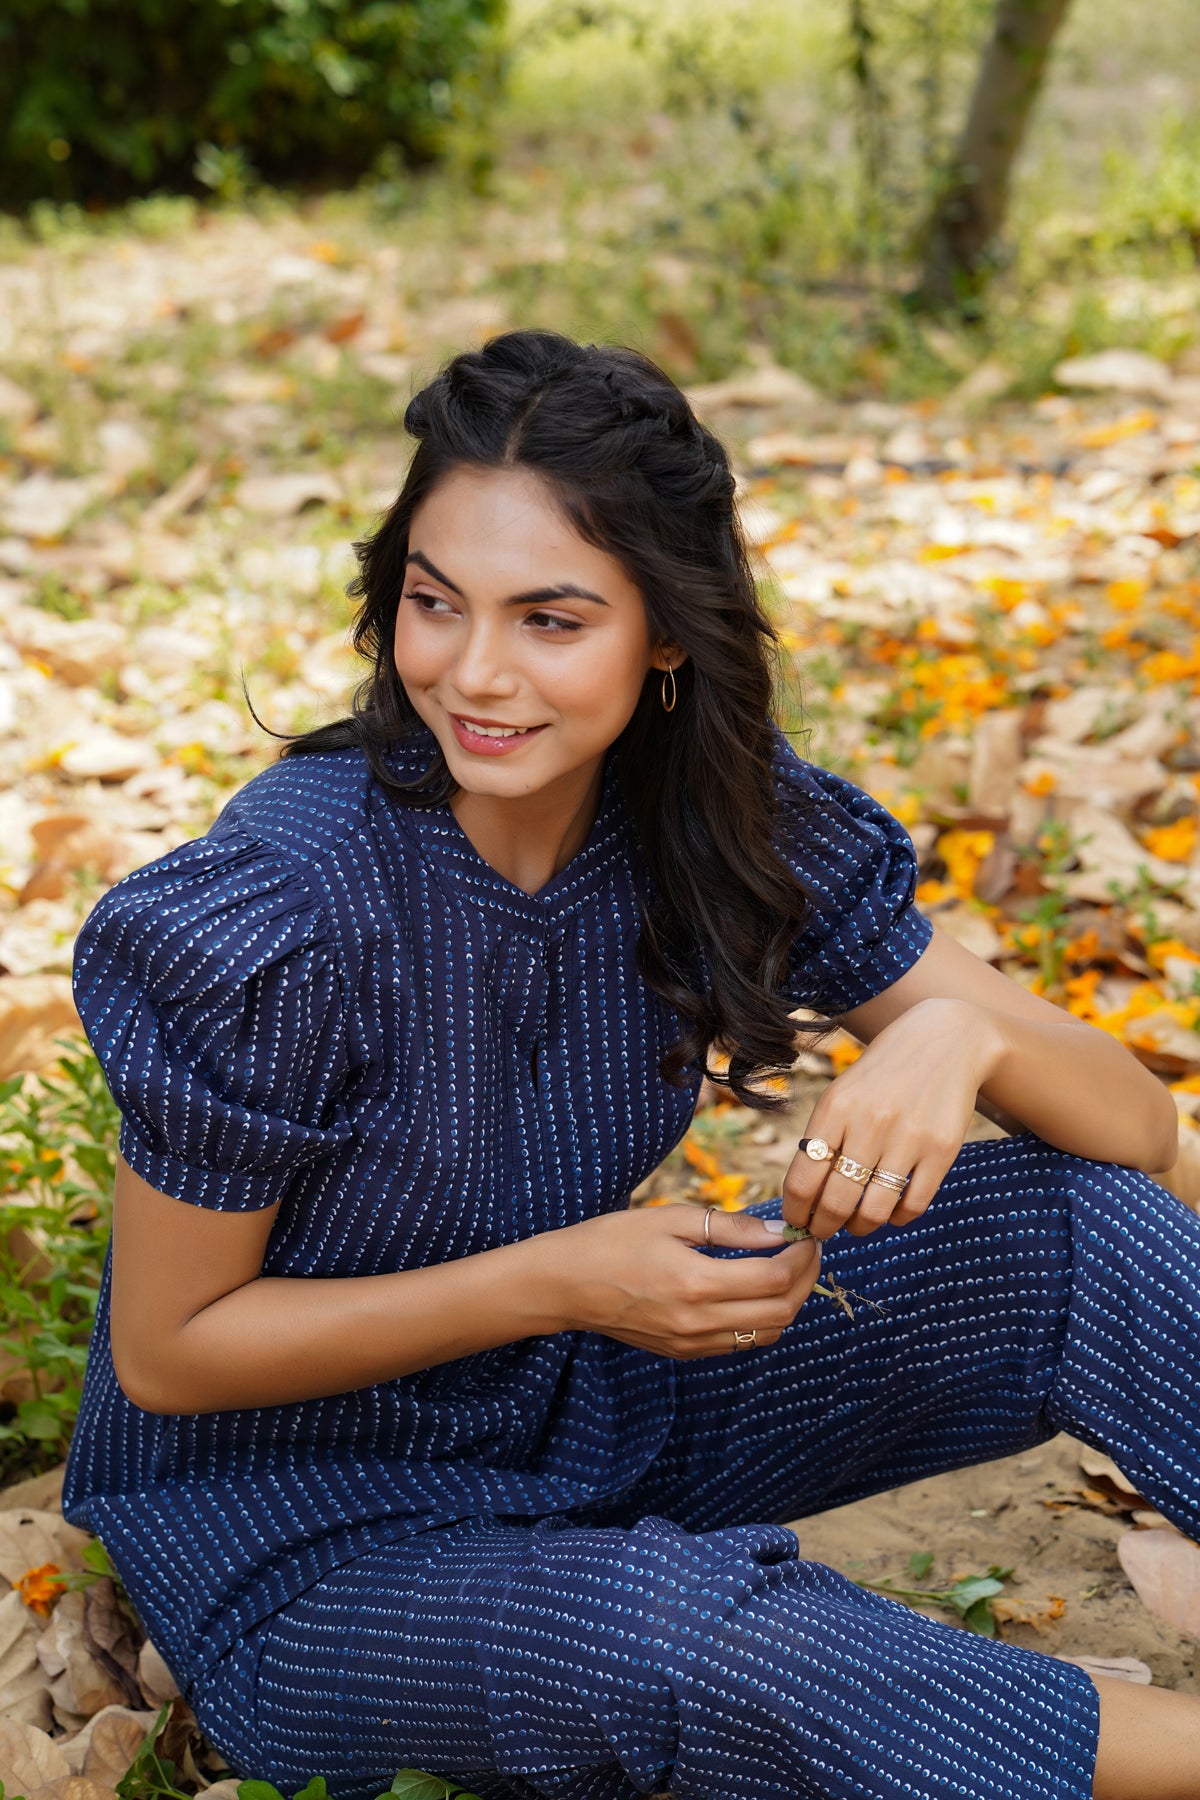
448 714 548 756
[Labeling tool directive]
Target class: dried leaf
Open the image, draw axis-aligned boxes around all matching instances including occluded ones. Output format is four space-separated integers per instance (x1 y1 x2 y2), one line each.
26 1778 121 1800
36 1590 130 1719
60 1705 157 1784
81 1580 144 1710
0 1716 71 1791
1077 1448 1143 1498
135 1637 179 1707
1117 1528 1200 1639
1054 350 1172 399
0 1512 91 1590
1057 1654 1152 1685
0 1588 54 1731
236 472 340 518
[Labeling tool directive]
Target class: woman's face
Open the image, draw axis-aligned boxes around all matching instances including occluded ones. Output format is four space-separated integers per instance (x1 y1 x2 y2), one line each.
394 464 681 803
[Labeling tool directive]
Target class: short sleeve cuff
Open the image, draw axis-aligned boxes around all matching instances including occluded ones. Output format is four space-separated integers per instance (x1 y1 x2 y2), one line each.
119 1119 292 1212
809 899 934 1016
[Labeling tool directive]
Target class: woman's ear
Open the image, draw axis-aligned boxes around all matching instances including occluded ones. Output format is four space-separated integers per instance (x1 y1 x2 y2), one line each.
651 643 687 672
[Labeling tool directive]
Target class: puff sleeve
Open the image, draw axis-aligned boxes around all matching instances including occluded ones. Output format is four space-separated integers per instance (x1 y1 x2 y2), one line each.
772 735 933 1017
72 829 353 1211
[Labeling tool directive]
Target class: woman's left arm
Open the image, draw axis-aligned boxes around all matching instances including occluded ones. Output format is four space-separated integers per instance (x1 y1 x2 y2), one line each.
786 921 1180 1241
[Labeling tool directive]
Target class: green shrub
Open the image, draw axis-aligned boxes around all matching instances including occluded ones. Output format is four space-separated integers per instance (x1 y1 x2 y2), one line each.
0 0 507 209
0 1041 118 1485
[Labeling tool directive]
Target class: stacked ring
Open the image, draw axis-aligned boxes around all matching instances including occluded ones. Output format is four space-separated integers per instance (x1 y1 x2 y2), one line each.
868 1168 909 1192
732 1329 758 1350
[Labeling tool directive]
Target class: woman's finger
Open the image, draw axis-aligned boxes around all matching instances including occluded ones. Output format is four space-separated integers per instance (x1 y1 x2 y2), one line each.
841 1141 919 1235
781 1126 846 1225
885 1156 946 1227
668 1203 794 1255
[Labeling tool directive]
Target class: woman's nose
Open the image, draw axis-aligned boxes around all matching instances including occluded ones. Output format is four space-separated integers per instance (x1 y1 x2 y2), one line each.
454 621 519 695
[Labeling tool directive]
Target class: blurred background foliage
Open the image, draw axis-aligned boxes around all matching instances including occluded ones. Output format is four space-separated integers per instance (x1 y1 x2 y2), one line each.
2 0 1199 390
0 0 506 206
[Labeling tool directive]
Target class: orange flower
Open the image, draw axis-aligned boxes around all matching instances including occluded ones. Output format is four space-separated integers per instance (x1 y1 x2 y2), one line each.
1022 769 1058 797
704 1173 750 1210
826 1037 864 1072
683 1140 721 1181
1148 938 1200 971
1143 817 1198 863
1062 968 1102 1019
17 1563 62 1616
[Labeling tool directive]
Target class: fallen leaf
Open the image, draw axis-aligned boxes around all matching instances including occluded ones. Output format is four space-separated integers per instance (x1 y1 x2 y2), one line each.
0 1588 54 1731
1117 1528 1200 1639
55 731 158 783
1054 350 1173 399
1077 1447 1143 1497
36 1590 131 1720
1057 1654 1152 1685
0 977 82 1080
141 461 213 528
0 1716 71 1790
80 1580 144 1709
687 362 821 412
0 1513 91 1591
0 477 105 542
991 1593 1066 1632
135 1637 179 1707
323 312 365 344
236 471 340 517
60 1705 157 1784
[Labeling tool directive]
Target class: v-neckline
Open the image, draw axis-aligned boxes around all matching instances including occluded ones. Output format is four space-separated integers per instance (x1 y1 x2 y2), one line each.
375 730 634 934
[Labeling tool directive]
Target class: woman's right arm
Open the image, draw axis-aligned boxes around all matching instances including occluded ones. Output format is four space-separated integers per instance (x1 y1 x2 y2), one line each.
111 1156 821 1414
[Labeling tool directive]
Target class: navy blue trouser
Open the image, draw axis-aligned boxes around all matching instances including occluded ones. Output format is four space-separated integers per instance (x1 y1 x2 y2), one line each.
194 1135 1200 1800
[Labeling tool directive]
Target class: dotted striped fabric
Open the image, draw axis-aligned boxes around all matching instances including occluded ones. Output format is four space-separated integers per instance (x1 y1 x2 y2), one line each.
62 726 932 1687
194 1135 1200 1800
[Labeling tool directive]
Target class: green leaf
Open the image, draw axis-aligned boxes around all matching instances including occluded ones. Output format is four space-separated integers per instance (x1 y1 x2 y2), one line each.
237 1785 288 1800
291 1781 329 1800
962 1596 998 1636
383 1776 483 1800
941 1575 1005 1616
907 1550 934 1580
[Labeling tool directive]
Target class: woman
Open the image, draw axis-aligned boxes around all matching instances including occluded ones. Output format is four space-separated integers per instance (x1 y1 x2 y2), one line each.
65 329 1200 1800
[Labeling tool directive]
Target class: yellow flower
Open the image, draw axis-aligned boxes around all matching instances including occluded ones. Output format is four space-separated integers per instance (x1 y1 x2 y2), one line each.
1143 817 1198 863
936 829 995 900
1105 578 1147 612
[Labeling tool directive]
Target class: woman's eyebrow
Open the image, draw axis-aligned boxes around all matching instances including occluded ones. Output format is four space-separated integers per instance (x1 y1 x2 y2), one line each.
406 549 608 608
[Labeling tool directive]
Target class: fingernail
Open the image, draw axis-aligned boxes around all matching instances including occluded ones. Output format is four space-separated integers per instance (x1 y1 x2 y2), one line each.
760 1218 787 1235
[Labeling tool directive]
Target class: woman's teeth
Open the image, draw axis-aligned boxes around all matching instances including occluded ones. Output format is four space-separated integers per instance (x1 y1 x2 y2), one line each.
461 721 532 737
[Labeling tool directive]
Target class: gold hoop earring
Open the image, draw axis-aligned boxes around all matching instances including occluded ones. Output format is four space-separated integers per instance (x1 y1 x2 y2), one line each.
661 665 677 713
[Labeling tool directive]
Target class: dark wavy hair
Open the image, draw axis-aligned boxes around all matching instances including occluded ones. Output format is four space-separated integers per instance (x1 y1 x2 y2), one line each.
283 328 830 1106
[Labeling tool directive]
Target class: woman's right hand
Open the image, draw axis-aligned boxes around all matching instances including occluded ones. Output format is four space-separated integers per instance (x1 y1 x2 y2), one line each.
535 1204 822 1358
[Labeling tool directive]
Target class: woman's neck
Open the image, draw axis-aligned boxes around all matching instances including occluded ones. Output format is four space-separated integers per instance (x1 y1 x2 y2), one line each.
449 759 606 896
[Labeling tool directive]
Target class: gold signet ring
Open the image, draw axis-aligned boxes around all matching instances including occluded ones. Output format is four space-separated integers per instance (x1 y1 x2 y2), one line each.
798 1137 835 1163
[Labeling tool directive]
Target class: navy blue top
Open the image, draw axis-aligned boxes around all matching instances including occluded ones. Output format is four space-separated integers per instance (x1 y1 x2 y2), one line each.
62 727 932 1683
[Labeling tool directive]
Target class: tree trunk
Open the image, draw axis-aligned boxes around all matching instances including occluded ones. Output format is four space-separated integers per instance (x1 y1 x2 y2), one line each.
916 0 1073 311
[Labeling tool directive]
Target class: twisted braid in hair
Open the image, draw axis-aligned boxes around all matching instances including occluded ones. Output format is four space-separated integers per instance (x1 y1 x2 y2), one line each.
283 329 828 1105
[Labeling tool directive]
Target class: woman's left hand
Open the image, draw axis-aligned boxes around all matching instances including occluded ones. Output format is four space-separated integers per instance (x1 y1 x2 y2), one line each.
783 997 1006 1241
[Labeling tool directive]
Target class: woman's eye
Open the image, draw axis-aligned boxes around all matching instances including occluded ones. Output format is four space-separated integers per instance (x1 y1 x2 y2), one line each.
528 612 583 635
405 591 455 616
